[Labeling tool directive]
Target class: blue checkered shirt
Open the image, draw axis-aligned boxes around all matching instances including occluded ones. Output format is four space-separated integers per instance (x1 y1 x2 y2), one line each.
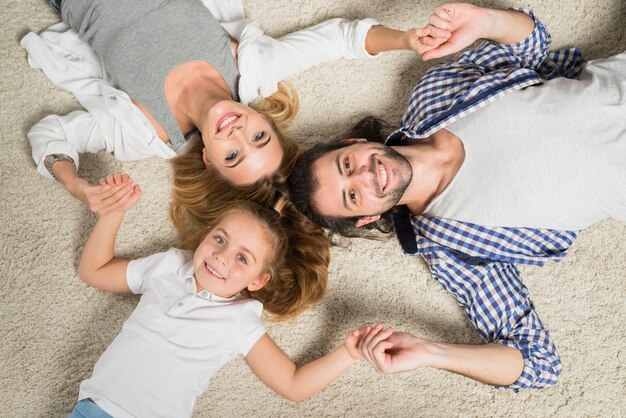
386 10 586 390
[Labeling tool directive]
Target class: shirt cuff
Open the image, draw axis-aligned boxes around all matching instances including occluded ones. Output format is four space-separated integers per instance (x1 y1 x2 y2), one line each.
352 18 381 58
493 338 561 390
501 8 551 57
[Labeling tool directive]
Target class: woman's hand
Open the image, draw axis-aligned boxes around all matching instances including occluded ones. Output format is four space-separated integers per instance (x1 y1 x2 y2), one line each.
421 3 489 61
69 173 141 215
404 26 450 56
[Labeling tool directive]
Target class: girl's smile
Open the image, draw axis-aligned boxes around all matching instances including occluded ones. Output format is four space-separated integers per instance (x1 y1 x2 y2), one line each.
193 210 272 298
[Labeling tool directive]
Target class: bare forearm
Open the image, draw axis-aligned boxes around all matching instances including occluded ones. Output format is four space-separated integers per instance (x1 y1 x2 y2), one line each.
429 342 524 386
48 159 76 188
365 25 411 54
284 345 356 402
479 8 535 44
48 159 87 199
78 212 125 282
248 333 361 402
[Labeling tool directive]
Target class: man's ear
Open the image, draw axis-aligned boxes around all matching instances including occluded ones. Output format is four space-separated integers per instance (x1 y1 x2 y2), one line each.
355 215 381 228
338 137 368 144
202 148 211 169
247 273 270 292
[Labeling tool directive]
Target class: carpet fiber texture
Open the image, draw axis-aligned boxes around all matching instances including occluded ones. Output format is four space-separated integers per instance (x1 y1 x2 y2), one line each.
1 0 625 417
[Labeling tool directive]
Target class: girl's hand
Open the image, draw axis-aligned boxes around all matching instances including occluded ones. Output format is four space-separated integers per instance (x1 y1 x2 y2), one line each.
344 327 367 361
355 323 394 368
98 173 142 213
71 173 141 215
421 3 489 61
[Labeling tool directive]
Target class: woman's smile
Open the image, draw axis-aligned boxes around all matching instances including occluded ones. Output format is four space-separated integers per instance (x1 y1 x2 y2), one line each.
215 112 241 134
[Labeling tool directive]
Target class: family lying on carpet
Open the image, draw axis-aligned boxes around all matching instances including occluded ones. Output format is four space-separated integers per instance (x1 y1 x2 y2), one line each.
23 0 625 416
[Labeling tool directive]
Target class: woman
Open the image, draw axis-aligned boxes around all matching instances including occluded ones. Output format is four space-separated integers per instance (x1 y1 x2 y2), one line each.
23 0 442 218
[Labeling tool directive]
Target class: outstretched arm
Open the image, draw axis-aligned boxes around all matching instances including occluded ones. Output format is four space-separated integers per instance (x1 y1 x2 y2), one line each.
246 328 371 402
77 174 142 292
364 25 447 56
358 242 563 389
235 18 448 103
421 3 536 60
358 327 523 386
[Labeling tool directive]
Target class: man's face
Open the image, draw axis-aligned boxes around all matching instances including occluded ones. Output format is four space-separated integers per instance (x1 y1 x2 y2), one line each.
311 141 412 222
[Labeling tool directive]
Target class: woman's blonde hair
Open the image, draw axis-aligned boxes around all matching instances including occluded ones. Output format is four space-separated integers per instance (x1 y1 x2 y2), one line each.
170 82 300 248
198 198 330 321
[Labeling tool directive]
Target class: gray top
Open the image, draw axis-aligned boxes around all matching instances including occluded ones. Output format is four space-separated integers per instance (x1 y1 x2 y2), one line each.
425 53 626 230
62 0 239 149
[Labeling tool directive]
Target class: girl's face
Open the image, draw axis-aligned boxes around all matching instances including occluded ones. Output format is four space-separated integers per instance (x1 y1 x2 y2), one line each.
193 210 272 298
202 101 283 185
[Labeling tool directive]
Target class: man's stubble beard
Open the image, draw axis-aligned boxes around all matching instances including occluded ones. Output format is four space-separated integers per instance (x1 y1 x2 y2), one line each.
369 145 413 214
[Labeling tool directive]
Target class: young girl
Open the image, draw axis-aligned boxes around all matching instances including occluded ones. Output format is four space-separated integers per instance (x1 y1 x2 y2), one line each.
70 174 380 418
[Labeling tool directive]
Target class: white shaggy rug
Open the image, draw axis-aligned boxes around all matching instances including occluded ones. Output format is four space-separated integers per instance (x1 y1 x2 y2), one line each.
1 0 625 416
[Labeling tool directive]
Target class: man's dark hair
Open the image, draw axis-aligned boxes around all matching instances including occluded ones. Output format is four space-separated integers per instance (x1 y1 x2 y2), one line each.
287 116 393 237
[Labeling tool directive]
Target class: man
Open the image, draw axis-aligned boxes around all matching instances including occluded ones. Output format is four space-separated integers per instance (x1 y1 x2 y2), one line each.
287 3 625 390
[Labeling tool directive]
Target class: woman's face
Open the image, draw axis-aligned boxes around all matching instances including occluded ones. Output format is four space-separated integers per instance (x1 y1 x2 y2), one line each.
202 101 283 185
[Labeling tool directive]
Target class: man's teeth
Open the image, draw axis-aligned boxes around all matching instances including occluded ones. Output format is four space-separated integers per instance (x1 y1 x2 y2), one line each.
218 115 238 131
205 262 224 279
379 163 388 189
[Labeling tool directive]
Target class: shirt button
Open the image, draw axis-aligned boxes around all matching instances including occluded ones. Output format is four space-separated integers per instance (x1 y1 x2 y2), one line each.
178 303 183 307
201 291 208 297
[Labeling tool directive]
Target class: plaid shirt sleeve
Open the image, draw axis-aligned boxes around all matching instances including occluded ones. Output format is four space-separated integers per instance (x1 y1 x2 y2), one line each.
419 247 562 390
458 8 584 79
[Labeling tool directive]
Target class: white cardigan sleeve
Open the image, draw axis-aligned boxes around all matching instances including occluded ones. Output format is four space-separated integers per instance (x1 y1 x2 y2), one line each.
21 24 176 178
202 0 380 103
235 18 379 104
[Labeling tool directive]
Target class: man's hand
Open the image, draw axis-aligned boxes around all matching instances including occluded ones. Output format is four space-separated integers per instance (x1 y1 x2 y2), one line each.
421 3 536 60
421 3 489 61
68 173 141 215
358 325 434 375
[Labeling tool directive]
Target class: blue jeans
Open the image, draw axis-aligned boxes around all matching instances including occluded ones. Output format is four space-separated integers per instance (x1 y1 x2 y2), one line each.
67 399 113 418
48 0 62 12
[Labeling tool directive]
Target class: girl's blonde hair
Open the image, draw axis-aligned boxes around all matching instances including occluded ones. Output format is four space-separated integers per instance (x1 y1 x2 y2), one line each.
199 198 330 321
171 84 329 320
170 83 300 248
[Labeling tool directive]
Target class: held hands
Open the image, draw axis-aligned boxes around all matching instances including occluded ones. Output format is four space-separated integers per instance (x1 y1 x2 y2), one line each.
69 173 141 215
404 26 450 56
344 328 366 361
419 3 489 61
356 324 433 374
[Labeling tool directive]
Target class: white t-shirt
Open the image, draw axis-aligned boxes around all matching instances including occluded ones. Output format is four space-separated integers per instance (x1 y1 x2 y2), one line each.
78 248 266 418
425 53 626 230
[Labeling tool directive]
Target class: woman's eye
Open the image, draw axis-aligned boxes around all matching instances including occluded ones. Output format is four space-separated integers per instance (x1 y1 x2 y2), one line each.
225 150 238 161
344 158 351 173
214 236 225 245
252 132 264 142
237 254 247 264
349 190 357 204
